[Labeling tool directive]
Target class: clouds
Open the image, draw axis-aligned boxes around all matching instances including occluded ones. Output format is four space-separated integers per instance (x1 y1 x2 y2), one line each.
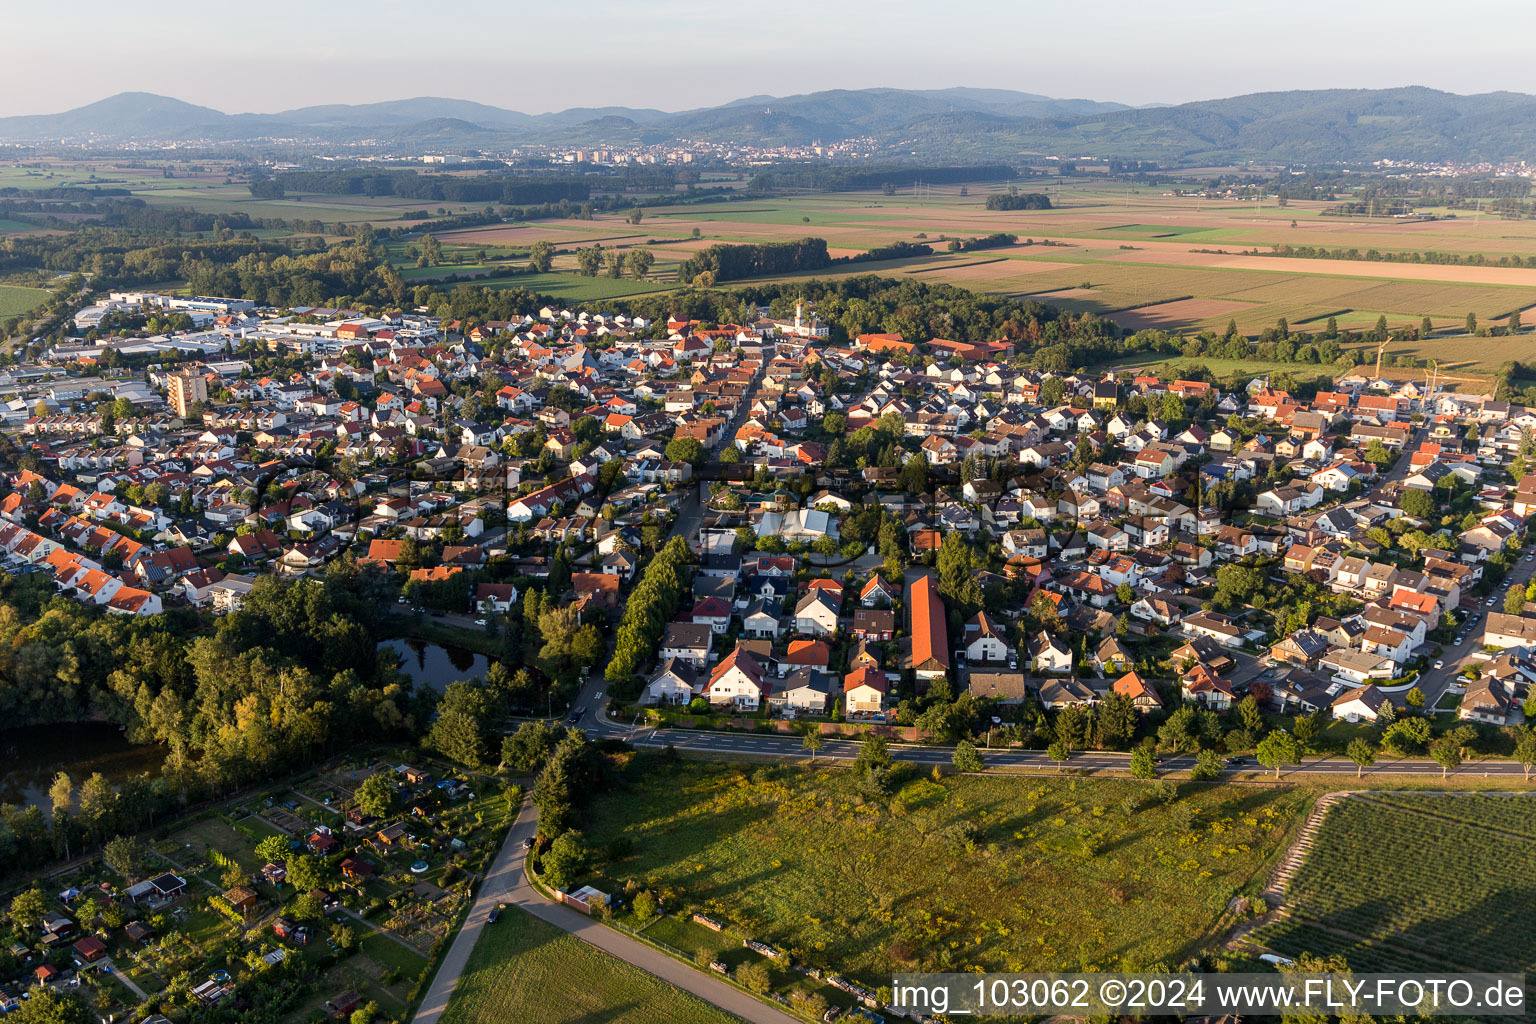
2 0 1532 117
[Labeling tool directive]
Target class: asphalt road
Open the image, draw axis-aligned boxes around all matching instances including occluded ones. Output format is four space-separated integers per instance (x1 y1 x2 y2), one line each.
412 788 802 1024
585 712 1535 778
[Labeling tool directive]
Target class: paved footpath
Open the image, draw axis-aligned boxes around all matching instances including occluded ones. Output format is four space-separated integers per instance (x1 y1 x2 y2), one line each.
412 790 800 1024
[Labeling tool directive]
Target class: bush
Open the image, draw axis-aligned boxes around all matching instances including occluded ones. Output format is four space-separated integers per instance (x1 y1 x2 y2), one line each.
632 890 657 924
734 959 772 993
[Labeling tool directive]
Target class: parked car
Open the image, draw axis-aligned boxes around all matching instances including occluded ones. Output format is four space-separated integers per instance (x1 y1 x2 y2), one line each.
1434 661 1445 669
488 904 503 924
474 618 487 626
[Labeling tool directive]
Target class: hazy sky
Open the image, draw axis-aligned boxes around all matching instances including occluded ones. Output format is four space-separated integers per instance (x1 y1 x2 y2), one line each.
4 0 1534 117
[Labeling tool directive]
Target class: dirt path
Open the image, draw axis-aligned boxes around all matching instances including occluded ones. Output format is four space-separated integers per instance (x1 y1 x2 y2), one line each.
1225 789 1355 953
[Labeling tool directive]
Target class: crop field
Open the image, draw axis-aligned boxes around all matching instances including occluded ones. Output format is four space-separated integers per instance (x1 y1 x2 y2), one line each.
435 179 1536 334
0 284 47 316
1341 335 1536 377
580 759 1312 983
473 270 678 301
440 904 740 1024
1255 794 1536 972
10 160 1536 336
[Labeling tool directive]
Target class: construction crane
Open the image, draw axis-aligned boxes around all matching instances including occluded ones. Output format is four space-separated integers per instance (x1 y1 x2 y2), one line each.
1424 359 1439 412
1374 336 1391 379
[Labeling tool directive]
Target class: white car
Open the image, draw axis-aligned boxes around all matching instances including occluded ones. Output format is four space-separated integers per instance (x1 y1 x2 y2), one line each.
1434 660 1444 669
474 618 487 626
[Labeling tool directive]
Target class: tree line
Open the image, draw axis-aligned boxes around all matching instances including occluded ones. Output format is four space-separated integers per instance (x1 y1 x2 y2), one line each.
984 192 1051 211
270 170 591 206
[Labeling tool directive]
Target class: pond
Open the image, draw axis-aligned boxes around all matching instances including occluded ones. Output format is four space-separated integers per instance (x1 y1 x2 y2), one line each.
379 638 496 692
0 722 166 810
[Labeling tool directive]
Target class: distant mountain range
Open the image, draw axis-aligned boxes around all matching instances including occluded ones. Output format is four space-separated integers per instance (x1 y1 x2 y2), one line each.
3 86 1536 164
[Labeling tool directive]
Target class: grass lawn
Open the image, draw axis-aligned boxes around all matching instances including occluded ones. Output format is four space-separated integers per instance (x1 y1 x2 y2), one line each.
440 904 741 1024
1255 793 1536 972
580 758 1312 981
479 270 677 300
358 929 428 975
0 284 48 316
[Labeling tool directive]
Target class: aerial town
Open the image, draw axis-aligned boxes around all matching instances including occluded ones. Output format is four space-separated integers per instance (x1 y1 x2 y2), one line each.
4 290 1531 733
6 6 1536 1018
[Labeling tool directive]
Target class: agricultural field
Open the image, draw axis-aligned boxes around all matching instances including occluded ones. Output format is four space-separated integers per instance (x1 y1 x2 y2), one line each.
440 904 741 1024
0 284 48 317
1256 794 1536 972
478 271 678 301
422 178 1536 335
0 160 495 227
579 758 1312 985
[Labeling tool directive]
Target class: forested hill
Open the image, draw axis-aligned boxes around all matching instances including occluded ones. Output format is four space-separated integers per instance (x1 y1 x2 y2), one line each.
6 86 1536 163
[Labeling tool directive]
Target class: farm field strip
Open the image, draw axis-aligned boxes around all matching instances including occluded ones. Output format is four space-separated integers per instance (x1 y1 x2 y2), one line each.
1259 795 1536 972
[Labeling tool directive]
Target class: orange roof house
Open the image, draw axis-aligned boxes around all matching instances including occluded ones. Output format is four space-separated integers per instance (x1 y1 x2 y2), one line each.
409 566 462 583
855 333 914 355
906 574 949 680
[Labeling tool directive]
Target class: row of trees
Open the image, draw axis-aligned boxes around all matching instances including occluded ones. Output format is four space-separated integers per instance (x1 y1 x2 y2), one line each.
605 537 692 697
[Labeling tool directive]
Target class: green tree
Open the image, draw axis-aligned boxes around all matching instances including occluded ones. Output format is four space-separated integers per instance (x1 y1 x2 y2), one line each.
528 240 555 273
291 892 322 921
11 988 92 1024
632 890 658 924
1399 488 1434 519
1405 686 1427 709
1237 694 1265 733
1430 736 1462 779
1466 311 1478 335
801 725 825 762
1047 740 1070 772
1514 732 1536 781
952 740 984 773
1095 691 1138 749
1129 745 1156 779
9 888 50 929
503 719 562 775
255 834 290 866
854 734 892 773
540 831 588 891
103 835 145 880
624 248 655 280
1255 729 1300 779
1190 748 1224 781
1346 737 1376 778
1292 712 1320 749
426 680 497 767
664 437 706 467
735 960 772 993
355 773 398 818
